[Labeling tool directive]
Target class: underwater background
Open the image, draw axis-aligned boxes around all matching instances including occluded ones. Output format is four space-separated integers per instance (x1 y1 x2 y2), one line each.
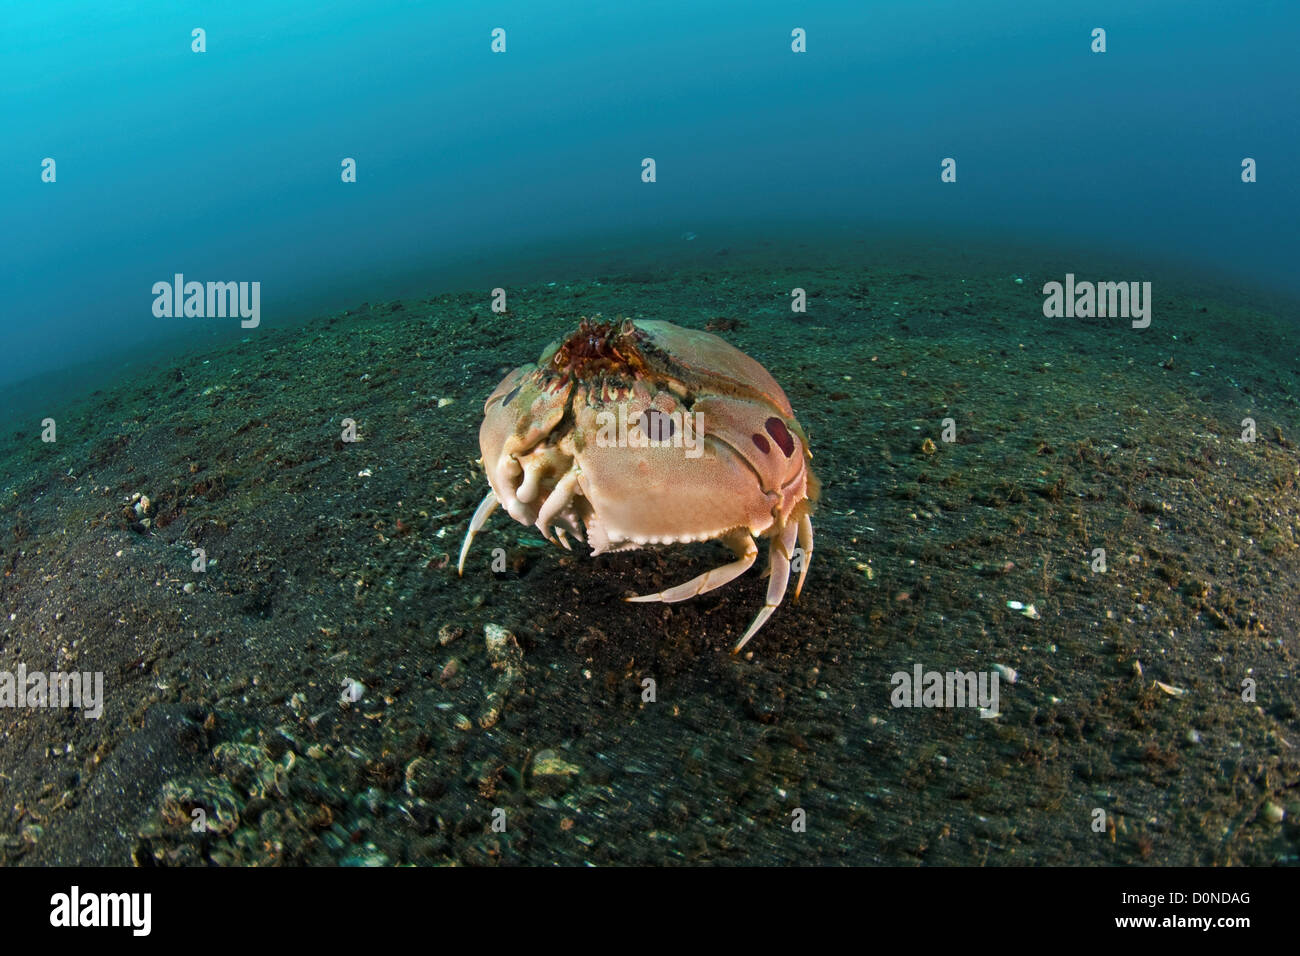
1 1 1298 866
3 0 1298 388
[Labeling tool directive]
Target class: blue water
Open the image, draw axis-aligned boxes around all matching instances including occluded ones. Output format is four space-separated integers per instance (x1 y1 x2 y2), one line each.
3 0 1296 386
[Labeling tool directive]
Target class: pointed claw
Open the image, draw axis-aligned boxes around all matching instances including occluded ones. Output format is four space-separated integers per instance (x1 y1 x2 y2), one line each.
458 491 499 574
733 605 777 653
732 517 799 653
794 508 814 600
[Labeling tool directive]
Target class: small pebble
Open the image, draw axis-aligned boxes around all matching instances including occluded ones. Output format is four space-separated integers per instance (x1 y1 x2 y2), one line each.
484 623 519 660
531 749 582 795
1006 600 1038 619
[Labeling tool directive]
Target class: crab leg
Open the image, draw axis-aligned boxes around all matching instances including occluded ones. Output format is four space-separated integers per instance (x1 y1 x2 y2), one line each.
625 530 757 605
534 468 581 545
457 490 499 574
794 507 814 600
733 517 800 654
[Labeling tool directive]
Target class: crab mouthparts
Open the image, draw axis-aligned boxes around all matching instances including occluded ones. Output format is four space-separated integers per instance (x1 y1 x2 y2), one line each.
551 318 647 383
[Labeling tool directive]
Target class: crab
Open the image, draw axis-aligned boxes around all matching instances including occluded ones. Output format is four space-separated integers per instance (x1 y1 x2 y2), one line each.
458 317 818 652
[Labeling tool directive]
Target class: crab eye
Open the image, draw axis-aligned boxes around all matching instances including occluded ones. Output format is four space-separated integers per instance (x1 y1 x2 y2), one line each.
764 417 795 457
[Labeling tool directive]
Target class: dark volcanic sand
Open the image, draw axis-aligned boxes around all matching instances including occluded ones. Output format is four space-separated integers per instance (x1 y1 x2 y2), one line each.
2 239 1298 866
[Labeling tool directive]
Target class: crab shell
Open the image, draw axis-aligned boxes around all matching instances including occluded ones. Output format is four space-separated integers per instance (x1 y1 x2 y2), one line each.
458 318 818 652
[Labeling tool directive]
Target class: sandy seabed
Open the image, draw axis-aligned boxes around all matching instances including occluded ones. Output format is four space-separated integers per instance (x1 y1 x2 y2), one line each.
2 236 1298 865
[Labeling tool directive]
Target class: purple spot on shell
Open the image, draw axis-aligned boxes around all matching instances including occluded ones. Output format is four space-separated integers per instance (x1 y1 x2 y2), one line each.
502 385 522 406
640 410 675 442
765 417 795 457
751 433 770 454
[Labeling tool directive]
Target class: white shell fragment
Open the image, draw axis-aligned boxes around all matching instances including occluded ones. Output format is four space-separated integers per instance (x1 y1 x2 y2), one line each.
1006 600 1039 619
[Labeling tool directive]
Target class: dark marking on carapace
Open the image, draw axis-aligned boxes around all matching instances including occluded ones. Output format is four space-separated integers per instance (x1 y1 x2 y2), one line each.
751 433 771 454
641 410 675 442
765 417 795 457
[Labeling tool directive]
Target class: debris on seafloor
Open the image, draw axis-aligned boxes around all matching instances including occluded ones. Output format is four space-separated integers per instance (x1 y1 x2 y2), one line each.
478 623 525 729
